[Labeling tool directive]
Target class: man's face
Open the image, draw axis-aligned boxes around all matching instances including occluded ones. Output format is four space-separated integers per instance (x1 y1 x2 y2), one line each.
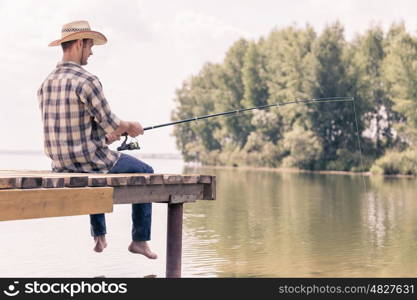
80 39 94 66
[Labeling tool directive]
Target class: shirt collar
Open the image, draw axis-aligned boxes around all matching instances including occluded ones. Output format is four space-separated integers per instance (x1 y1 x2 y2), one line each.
56 60 84 70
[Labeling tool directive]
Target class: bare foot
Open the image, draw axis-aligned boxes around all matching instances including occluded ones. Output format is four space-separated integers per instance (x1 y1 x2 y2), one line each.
93 235 107 253
128 241 158 259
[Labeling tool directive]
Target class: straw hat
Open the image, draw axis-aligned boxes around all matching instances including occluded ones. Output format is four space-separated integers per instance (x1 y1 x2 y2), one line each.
48 20 107 47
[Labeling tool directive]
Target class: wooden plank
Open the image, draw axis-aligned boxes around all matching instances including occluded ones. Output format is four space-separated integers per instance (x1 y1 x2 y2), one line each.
0 173 217 202
203 176 216 200
150 174 163 185
1 173 89 188
142 174 151 184
183 175 200 184
127 175 147 185
42 177 65 188
19 177 43 189
88 173 128 186
113 184 205 204
88 176 108 187
64 176 89 188
0 177 19 189
161 174 203 185
163 175 183 184
107 176 129 186
0 187 113 221
84 173 145 186
199 175 212 184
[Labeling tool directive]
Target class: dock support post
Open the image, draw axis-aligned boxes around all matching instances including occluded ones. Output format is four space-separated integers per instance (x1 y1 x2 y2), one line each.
166 203 183 278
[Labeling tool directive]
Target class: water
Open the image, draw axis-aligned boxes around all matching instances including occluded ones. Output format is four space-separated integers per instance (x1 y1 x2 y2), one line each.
1 153 417 277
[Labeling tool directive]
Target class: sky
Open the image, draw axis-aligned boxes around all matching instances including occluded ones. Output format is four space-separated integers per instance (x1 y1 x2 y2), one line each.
2 0 417 155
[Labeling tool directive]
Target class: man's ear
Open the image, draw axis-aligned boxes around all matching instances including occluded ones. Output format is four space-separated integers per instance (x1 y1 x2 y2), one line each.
76 39 83 49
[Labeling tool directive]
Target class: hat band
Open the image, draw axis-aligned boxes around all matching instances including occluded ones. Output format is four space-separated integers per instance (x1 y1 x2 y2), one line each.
62 27 91 33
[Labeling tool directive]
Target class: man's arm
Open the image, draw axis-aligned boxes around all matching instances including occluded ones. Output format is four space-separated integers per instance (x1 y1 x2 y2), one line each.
79 78 144 144
113 121 143 137
105 121 144 144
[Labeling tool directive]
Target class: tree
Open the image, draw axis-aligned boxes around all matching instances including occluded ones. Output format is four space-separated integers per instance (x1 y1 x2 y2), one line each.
351 25 393 155
383 23 417 147
263 25 316 133
309 22 361 167
172 63 223 161
216 38 251 148
242 41 269 108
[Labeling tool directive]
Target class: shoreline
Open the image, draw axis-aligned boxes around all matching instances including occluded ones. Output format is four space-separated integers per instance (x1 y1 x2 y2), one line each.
1 150 415 179
185 163 417 179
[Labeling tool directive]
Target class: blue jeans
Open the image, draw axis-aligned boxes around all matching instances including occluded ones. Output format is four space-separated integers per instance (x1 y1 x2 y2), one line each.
90 153 154 241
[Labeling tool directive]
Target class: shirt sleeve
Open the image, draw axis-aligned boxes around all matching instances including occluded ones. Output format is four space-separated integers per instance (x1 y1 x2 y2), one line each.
80 77 121 134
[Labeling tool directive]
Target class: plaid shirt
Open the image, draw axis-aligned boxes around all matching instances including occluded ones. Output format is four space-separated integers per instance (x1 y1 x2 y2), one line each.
37 61 121 173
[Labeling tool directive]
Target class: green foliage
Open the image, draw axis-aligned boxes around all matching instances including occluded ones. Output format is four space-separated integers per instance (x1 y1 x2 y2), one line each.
351 25 394 154
242 42 268 108
383 23 417 130
217 39 252 147
309 22 359 162
172 21 417 175
326 149 364 172
371 150 417 175
171 63 223 161
370 22 417 175
282 127 323 169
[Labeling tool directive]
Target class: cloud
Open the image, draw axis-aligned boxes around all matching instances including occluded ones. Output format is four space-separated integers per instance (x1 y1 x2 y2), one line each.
303 0 417 39
155 10 250 63
3 0 417 154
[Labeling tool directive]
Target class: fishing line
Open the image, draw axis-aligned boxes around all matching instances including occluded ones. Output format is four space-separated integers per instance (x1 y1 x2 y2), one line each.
352 97 367 193
224 96 368 193
220 97 355 122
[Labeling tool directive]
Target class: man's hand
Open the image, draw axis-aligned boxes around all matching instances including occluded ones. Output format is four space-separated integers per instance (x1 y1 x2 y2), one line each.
105 133 121 145
107 120 144 141
126 121 144 137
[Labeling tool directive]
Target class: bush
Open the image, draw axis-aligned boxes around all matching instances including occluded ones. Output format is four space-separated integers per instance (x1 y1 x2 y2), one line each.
370 150 417 175
326 149 370 172
282 127 323 169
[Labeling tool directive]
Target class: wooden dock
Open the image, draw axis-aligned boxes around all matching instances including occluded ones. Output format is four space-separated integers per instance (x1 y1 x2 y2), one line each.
0 170 216 278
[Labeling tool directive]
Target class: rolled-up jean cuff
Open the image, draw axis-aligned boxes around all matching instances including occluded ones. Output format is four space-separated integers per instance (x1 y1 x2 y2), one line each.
90 213 107 237
132 236 151 242
90 228 107 237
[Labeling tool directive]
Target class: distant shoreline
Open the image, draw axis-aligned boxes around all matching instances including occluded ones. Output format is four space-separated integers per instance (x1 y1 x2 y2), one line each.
189 163 417 179
2 150 415 178
0 150 44 156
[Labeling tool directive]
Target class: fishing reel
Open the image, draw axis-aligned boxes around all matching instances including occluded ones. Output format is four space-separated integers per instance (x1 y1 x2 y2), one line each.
117 135 140 151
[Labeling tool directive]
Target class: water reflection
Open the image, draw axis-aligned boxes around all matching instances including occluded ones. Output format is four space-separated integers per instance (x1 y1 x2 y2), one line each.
182 167 417 277
1 153 417 277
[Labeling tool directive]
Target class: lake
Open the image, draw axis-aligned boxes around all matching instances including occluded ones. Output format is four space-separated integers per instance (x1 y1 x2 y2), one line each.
0 153 417 277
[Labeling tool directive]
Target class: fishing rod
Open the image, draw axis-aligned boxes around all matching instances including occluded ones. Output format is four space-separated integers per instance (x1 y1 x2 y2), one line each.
117 96 354 151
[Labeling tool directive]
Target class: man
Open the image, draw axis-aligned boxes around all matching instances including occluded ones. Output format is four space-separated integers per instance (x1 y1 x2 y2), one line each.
37 20 157 259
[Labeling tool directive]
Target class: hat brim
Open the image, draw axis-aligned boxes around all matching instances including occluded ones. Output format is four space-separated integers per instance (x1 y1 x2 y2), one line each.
48 31 107 47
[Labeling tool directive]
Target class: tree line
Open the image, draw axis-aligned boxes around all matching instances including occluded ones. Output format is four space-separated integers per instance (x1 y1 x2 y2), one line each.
172 22 417 175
